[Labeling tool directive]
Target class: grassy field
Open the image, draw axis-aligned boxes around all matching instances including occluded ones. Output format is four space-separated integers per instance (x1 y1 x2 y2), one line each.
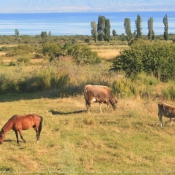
0 42 175 174
0 93 175 174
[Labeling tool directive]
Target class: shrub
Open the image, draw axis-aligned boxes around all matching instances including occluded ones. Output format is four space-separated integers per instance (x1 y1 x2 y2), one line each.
168 86 175 100
6 44 34 57
162 89 170 100
112 39 175 81
17 56 30 64
67 44 101 65
42 43 62 56
112 80 133 98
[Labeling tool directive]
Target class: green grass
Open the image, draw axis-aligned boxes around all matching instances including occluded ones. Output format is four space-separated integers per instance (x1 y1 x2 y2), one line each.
0 42 175 174
0 95 175 174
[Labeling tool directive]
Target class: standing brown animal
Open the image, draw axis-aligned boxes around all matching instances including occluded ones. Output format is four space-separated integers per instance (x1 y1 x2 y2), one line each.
158 102 175 127
84 84 118 113
0 114 43 144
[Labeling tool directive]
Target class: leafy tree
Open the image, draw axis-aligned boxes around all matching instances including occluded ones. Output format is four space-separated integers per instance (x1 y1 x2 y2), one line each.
112 30 117 37
48 31 52 36
91 21 97 42
15 29 19 37
135 14 142 38
148 17 155 40
41 31 47 43
97 15 106 41
163 14 168 40
104 19 111 42
124 18 132 41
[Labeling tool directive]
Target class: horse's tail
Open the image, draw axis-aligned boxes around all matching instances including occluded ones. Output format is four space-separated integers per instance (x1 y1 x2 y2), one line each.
38 116 43 134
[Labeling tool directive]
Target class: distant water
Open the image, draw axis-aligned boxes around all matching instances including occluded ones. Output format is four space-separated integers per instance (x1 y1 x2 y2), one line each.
0 12 174 36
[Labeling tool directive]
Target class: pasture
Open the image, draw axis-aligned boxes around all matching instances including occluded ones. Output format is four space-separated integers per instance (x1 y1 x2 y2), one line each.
0 41 175 174
0 94 175 174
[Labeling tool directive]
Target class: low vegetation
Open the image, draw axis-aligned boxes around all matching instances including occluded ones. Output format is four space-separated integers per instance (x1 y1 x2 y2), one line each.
0 36 175 174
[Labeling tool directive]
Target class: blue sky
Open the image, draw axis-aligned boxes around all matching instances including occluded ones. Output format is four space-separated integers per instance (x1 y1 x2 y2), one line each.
0 0 174 13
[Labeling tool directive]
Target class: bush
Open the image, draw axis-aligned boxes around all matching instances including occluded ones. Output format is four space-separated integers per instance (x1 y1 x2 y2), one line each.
67 44 101 65
6 44 34 57
112 80 133 98
168 86 175 100
17 56 30 64
112 39 175 81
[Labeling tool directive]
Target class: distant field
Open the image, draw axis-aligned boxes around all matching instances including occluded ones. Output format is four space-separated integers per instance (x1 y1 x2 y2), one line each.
88 44 128 59
91 49 121 59
0 44 18 47
0 44 126 63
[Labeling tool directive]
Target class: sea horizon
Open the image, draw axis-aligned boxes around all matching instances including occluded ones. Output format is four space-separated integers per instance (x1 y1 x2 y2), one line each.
0 11 174 36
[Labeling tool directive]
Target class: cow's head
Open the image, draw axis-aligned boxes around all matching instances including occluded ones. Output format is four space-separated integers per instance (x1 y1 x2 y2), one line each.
158 102 165 111
111 97 118 110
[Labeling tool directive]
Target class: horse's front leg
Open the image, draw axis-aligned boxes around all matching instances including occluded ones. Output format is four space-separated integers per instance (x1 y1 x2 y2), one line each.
15 130 20 144
33 126 40 143
18 130 26 143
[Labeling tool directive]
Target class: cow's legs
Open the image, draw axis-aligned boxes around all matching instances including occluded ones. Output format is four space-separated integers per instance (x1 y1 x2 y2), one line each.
99 103 102 113
170 118 173 126
159 114 163 127
86 101 91 113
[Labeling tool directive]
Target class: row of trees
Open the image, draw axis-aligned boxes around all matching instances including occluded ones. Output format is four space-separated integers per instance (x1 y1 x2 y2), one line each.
91 15 111 42
91 14 169 42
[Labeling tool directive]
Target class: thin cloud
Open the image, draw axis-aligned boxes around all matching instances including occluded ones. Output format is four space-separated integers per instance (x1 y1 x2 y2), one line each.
0 0 174 13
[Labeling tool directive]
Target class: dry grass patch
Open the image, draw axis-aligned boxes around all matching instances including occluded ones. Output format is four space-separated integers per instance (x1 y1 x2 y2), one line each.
92 49 121 59
0 52 7 56
0 44 18 48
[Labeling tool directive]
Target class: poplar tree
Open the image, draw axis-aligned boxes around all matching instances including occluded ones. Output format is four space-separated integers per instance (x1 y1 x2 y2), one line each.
148 17 154 40
91 21 97 42
97 15 106 41
135 14 142 38
15 29 19 37
124 18 132 41
163 14 168 40
104 19 111 42
41 31 47 44
112 30 117 39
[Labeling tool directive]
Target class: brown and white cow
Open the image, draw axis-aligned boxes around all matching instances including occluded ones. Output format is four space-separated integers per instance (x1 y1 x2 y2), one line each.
84 84 118 113
158 102 175 127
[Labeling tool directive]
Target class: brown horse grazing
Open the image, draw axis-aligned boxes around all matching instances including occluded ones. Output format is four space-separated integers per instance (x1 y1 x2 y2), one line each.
0 114 43 144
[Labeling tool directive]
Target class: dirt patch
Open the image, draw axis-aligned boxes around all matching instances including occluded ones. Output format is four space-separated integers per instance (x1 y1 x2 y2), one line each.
0 52 7 56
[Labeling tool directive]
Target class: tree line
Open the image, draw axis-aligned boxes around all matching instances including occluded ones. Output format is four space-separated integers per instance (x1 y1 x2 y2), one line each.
91 14 169 42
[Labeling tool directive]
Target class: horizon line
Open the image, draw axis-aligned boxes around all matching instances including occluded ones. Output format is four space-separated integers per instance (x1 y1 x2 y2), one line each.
0 10 174 13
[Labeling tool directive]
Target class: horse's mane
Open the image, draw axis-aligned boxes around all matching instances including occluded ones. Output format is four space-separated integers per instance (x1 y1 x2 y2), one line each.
1 115 17 132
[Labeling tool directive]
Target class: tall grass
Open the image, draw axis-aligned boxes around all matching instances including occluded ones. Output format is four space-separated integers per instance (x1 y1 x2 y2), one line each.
0 59 175 101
